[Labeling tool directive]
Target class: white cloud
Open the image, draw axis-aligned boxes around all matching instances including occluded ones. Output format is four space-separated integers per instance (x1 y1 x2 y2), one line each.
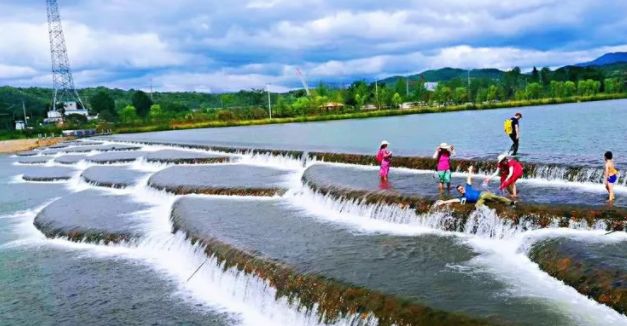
0 21 187 70
1 0 627 91
0 64 39 79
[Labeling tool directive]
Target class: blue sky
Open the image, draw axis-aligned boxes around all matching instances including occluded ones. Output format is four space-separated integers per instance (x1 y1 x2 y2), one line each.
1 0 627 92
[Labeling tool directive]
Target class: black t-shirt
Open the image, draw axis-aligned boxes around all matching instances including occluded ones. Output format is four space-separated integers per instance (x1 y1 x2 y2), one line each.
510 117 519 136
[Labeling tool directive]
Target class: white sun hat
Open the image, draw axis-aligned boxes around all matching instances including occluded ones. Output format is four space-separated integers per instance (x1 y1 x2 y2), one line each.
439 143 452 150
497 153 509 162
380 140 390 146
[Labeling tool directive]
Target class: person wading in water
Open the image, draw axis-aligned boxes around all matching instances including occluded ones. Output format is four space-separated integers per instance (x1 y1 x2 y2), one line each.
483 154 524 198
433 143 454 193
604 151 619 202
376 140 392 183
504 112 522 155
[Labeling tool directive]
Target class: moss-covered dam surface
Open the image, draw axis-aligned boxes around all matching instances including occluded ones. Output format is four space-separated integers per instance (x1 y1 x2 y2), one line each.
2 138 625 325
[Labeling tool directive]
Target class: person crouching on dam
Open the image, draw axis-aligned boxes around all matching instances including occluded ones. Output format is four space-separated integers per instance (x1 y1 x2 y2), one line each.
483 154 524 198
434 166 515 208
433 143 455 193
376 140 392 182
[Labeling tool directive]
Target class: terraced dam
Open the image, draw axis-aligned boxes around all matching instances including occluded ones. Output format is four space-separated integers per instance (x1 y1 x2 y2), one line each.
0 136 625 325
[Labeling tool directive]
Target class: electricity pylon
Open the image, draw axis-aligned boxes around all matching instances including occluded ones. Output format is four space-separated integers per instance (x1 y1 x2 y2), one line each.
46 0 85 111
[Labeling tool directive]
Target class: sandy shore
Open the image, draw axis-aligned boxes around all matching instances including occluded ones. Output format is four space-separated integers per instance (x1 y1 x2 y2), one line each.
0 137 68 154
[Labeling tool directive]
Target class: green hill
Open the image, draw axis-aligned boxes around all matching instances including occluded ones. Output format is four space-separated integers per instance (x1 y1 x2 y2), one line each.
380 68 505 86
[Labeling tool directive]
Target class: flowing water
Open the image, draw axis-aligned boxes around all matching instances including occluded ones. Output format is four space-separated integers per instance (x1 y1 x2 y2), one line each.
2 103 627 326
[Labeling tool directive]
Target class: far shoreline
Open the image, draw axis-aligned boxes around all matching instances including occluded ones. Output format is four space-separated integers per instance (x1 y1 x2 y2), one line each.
0 137 67 154
113 93 627 135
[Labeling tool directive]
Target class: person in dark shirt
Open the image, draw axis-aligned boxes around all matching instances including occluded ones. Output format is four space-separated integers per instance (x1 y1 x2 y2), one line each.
508 112 522 155
434 166 514 208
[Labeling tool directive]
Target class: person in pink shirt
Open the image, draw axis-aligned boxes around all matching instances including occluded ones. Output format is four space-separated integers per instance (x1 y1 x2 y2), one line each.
433 143 455 192
376 140 392 182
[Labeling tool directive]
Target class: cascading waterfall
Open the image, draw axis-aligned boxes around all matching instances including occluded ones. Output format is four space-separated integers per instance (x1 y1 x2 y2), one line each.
12 139 627 325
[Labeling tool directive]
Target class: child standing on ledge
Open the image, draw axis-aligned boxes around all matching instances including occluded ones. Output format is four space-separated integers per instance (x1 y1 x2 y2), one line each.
604 151 618 202
376 140 392 182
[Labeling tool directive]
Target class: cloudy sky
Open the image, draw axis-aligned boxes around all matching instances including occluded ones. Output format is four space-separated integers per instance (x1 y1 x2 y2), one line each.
1 0 627 92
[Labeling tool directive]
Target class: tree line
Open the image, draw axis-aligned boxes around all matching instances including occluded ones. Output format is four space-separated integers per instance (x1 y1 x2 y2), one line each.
1 64 626 133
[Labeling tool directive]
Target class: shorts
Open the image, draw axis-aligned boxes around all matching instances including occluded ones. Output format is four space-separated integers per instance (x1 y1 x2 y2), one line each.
437 170 451 183
500 172 523 190
608 174 617 184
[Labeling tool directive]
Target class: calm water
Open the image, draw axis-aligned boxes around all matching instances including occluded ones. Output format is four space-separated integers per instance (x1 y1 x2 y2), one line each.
109 99 627 166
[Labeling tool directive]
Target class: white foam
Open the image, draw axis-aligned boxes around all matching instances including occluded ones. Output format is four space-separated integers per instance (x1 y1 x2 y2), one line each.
465 230 627 326
8 142 626 325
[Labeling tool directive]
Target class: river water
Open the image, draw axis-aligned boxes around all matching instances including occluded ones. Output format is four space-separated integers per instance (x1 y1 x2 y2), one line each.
1 102 626 326
108 99 627 166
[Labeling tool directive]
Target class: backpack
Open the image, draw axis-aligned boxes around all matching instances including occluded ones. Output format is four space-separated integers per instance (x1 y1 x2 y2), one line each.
376 151 384 163
503 119 513 135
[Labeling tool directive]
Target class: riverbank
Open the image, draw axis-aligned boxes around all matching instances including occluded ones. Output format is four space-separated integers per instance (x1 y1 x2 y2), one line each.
113 93 627 134
0 137 67 154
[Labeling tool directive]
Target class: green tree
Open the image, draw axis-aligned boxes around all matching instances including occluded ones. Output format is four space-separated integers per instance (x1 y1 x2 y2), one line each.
219 94 236 108
132 91 152 119
217 110 237 121
433 84 452 104
89 91 117 121
391 92 403 108
563 81 576 97
530 67 539 83
540 67 552 86
475 88 488 102
514 89 527 100
355 94 366 109
549 81 564 98
453 87 468 104
149 104 165 121
291 97 312 115
486 85 499 102
604 78 623 93
119 105 138 123
577 79 600 96
394 79 406 98
315 83 329 97
64 113 87 127
346 81 369 107
525 82 543 99
502 67 522 98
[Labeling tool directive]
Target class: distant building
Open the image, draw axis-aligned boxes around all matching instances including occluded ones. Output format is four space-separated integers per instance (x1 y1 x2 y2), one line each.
15 120 26 130
400 102 421 109
424 82 438 91
44 101 93 124
44 110 63 124
63 101 89 117
362 104 378 111
320 102 344 111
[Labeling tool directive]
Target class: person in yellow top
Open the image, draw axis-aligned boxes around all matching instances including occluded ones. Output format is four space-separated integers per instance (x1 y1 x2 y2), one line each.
604 151 619 202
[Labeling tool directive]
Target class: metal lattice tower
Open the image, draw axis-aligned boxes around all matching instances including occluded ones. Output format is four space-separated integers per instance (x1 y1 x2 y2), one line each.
46 0 85 111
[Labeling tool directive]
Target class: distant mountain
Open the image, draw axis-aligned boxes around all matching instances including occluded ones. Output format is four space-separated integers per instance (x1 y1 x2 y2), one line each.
575 52 627 67
380 68 505 86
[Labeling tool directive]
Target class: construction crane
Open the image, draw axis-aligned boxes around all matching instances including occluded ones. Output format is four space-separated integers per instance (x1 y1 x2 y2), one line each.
295 68 311 96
